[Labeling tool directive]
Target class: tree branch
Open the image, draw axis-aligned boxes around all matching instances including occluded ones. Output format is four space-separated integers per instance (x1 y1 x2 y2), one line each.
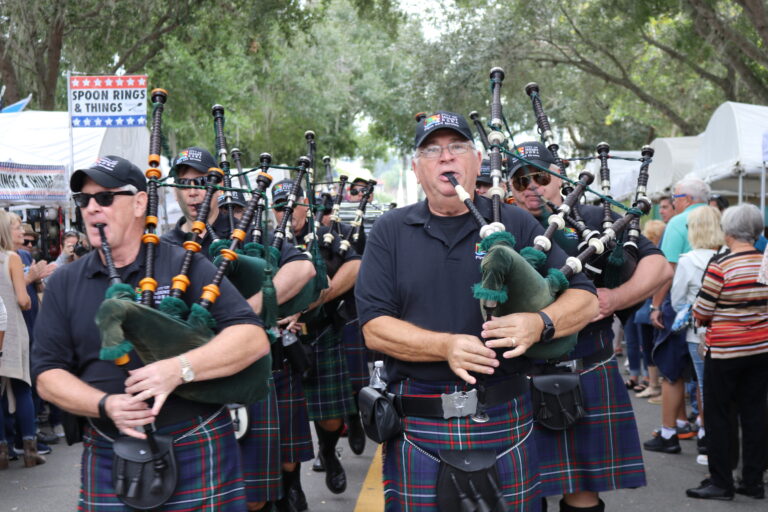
110 5 180 73
734 0 768 52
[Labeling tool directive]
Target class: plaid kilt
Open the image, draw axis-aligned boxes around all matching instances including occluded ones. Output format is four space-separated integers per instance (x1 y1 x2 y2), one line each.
79 408 247 511
383 378 541 512
535 330 646 496
303 327 357 420
341 320 370 393
273 364 314 463
240 376 282 503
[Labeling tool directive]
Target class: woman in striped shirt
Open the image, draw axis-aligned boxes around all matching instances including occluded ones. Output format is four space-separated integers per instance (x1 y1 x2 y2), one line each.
686 203 768 501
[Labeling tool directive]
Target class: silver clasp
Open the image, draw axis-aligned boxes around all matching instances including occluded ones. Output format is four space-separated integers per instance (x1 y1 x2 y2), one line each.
440 389 478 419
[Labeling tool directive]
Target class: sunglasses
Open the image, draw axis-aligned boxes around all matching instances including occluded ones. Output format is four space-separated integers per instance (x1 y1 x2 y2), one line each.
511 170 552 192
176 176 209 187
22 239 35 247
72 191 135 208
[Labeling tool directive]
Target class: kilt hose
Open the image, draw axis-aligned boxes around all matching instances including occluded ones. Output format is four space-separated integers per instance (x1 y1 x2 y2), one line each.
383 378 541 512
273 364 314 463
240 375 282 503
341 320 370 393
79 407 247 511
303 327 356 421
535 337 647 496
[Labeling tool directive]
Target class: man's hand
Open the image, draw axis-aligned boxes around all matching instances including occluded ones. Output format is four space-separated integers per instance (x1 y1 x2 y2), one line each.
277 312 303 333
651 309 664 329
103 393 155 439
593 288 620 322
442 334 498 385
124 358 182 416
481 312 544 359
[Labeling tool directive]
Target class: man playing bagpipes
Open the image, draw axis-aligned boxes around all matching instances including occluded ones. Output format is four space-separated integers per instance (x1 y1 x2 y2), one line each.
507 142 673 512
161 147 316 512
32 156 270 511
271 179 360 497
355 112 599 512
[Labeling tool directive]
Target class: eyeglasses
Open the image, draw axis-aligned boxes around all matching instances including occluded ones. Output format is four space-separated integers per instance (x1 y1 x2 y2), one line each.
416 142 474 159
22 239 35 247
176 176 209 187
511 170 552 192
72 191 135 208
672 193 689 199
273 204 287 213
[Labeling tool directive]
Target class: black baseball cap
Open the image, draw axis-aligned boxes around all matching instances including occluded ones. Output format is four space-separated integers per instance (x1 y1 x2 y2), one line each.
272 179 304 205
170 146 217 177
413 111 474 149
508 141 557 175
70 155 146 192
218 190 248 208
477 159 492 185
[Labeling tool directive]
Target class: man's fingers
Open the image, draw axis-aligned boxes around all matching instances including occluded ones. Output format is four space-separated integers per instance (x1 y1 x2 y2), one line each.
151 394 168 416
453 368 476 385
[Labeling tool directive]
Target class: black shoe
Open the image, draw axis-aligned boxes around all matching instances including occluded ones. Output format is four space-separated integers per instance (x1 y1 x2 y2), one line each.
347 414 366 455
320 451 347 494
312 454 325 472
288 483 308 511
37 430 59 445
686 483 734 500
735 484 765 499
272 497 298 512
643 434 681 454
696 435 707 455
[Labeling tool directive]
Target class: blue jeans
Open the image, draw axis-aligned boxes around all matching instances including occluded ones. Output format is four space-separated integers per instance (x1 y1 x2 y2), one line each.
1 378 37 442
687 340 705 412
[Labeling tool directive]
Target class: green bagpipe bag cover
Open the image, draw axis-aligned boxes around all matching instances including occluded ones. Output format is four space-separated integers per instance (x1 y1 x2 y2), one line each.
96 283 272 405
208 240 270 299
473 232 576 360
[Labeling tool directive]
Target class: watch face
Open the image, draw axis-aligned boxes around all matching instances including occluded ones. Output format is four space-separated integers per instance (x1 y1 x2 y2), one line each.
182 367 194 382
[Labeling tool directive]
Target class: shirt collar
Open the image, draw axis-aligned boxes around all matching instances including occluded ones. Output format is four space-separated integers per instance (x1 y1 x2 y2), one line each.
85 242 146 280
404 195 494 226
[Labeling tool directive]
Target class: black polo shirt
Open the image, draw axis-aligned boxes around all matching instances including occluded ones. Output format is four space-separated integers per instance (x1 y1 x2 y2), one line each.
31 240 262 399
162 214 308 266
355 195 596 383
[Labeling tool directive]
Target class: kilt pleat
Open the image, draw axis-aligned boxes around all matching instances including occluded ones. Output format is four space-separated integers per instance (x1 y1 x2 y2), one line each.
79 408 247 511
240 376 282 502
535 354 647 496
273 365 314 463
303 328 356 420
382 378 541 512
341 321 370 393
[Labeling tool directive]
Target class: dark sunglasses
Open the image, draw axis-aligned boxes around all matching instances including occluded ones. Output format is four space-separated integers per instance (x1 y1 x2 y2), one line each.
72 191 135 208
273 204 288 213
511 170 552 192
176 176 209 187
22 239 35 246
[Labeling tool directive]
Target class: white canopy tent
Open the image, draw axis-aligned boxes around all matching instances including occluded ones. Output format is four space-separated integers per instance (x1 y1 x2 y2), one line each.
690 101 768 204
581 150 642 202
646 136 701 199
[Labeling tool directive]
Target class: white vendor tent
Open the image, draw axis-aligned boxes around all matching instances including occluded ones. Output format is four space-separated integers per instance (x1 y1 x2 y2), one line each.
690 101 768 202
581 150 642 202
646 136 701 199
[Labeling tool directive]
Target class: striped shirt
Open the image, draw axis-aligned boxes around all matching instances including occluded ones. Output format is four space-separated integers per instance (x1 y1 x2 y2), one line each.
693 250 768 358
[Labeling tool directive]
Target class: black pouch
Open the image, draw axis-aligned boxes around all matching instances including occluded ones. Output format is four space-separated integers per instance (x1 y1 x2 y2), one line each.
112 434 178 510
357 386 402 443
436 449 507 512
284 340 313 378
530 372 586 431
61 411 85 446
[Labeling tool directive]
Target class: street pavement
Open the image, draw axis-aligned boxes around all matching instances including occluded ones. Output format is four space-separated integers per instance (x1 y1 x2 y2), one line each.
2 356 766 511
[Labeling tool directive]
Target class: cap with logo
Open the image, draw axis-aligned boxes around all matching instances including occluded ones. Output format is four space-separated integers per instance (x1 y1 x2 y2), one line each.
218 190 248 208
477 159 492 185
70 155 147 192
272 179 304 205
508 141 556 175
413 111 474 149
170 147 217 177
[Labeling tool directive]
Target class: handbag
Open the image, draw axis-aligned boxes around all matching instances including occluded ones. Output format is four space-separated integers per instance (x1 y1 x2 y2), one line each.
530 372 586 431
357 386 402 443
111 434 178 510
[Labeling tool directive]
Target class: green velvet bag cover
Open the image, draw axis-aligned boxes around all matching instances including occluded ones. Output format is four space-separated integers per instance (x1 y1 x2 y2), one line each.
96 285 271 405
212 253 267 298
473 233 576 360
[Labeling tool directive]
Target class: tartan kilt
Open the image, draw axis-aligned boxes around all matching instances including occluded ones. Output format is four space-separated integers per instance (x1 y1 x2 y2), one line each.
341 320 370 393
303 327 357 420
535 352 646 496
383 378 541 512
78 408 246 511
273 364 314 463
240 375 282 503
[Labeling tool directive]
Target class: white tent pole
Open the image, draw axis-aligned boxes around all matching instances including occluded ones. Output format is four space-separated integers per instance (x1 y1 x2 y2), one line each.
66 71 74 230
738 172 743 204
761 161 766 224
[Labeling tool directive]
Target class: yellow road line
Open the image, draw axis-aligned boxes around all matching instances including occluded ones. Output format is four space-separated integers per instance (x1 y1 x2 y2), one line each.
354 444 384 511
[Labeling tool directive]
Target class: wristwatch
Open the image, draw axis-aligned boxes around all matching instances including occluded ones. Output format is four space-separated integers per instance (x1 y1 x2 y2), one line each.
649 305 657 312
178 355 195 383
537 311 556 343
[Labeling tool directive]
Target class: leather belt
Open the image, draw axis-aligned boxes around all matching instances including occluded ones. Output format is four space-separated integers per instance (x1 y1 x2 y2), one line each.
394 374 528 419
558 344 614 371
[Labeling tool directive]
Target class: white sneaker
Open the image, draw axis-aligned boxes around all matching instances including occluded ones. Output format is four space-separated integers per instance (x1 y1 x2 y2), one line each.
696 454 708 466
53 424 65 438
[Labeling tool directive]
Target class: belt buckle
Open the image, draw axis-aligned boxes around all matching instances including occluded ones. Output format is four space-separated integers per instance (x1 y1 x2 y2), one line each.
440 389 478 419
558 359 582 372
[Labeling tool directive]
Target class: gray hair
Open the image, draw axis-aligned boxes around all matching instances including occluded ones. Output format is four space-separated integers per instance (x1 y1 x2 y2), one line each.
675 178 710 203
720 203 765 244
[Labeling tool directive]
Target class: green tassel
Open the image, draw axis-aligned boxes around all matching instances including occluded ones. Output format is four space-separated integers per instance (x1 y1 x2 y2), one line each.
158 296 189 320
187 303 216 331
546 268 570 294
243 242 265 259
472 282 508 303
261 266 278 328
105 283 135 300
520 246 546 269
99 340 134 361
604 242 625 289
479 231 516 252
208 239 231 259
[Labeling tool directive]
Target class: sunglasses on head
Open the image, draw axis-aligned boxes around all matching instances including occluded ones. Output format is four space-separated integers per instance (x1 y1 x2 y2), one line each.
176 176 209 187
72 190 135 208
511 170 552 192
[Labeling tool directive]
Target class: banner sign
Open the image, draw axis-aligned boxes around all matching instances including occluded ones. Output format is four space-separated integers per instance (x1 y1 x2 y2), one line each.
0 161 67 205
69 75 148 128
